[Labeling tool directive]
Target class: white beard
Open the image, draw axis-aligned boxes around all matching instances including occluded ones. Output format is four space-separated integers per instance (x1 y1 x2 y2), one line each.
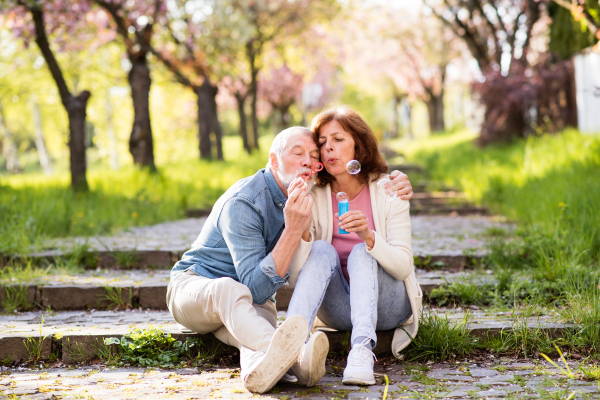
277 165 315 193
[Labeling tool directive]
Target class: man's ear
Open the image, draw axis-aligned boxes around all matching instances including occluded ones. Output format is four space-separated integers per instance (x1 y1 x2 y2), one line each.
269 153 278 171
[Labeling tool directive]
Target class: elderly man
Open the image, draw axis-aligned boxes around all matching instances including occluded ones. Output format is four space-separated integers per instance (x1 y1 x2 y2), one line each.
167 126 412 394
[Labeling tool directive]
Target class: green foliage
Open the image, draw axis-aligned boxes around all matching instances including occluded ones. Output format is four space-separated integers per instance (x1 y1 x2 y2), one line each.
23 317 46 362
557 280 600 355
428 275 495 307
399 129 600 345
104 327 203 367
402 311 477 362
480 302 555 358
1 285 32 312
548 2 600 59
101 286 132 310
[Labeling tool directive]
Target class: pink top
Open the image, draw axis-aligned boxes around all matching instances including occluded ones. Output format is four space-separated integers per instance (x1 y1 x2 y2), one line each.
331 184 376 283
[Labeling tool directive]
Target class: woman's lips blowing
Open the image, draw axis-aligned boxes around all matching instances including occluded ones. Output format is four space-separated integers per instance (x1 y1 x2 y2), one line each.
327 157 338 164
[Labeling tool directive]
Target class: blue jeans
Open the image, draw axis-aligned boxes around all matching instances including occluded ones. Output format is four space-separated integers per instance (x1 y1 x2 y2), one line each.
287 240 412 349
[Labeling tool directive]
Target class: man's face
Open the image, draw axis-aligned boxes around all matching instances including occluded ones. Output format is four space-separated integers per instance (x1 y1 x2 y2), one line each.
276 133 320 189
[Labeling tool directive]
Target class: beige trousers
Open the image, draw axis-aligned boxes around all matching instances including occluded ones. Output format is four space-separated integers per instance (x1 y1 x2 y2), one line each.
166 270 278 354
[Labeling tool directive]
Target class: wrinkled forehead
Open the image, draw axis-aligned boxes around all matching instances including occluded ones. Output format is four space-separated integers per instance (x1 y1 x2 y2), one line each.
284 133 319 154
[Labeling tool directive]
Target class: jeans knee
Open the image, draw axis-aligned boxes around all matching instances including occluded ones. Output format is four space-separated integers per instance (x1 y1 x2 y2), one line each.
347 243 373 273
308 240 338 273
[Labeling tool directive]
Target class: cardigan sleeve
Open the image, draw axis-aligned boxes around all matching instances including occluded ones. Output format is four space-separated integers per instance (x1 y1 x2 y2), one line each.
366 198 413 281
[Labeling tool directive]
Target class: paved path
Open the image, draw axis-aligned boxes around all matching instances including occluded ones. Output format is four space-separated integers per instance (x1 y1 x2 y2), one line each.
2 359 598 399
41 215 512 259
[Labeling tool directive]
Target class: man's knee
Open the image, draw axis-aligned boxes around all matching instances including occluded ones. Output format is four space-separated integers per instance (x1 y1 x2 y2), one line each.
213 277 253 304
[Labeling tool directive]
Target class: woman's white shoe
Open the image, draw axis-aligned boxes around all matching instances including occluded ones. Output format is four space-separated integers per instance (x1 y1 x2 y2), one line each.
342 339 376 385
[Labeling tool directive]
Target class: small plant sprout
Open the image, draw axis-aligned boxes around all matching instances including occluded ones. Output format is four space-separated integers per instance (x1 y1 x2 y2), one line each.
540 345 576 379
23 317 46 362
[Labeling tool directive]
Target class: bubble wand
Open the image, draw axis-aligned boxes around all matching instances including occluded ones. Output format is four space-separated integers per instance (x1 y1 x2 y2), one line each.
304 162 323 181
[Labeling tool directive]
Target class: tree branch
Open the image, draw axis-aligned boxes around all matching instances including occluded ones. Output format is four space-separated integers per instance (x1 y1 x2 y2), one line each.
93 0 136 53
26 2 72 106
147 44 195 88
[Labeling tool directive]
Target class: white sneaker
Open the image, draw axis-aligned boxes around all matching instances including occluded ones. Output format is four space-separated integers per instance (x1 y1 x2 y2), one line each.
342 338 377 385
279 368 298 383
292 331 329 387
242 315 308 394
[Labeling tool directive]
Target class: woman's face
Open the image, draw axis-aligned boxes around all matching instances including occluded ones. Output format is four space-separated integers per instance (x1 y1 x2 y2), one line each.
317 119 356 178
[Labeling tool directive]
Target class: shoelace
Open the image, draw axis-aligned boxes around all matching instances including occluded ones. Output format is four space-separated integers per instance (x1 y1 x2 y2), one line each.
347 338 377 367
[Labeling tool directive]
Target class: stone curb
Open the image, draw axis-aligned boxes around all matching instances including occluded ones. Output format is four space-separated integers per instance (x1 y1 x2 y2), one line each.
0 277 454 312
0 321 573 364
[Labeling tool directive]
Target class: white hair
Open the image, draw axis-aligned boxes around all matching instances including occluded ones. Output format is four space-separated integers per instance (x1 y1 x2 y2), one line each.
266 126 313 170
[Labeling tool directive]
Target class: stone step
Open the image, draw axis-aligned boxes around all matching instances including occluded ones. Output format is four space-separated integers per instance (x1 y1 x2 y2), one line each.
13 215 509 270
412 191 467 199
0 270 478 312
0 309 571 363
410 198 469 206
411 206 489 216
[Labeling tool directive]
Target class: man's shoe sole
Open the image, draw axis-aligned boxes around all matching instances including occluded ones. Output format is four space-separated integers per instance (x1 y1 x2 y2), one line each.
294 331 329 387
244 315 308 394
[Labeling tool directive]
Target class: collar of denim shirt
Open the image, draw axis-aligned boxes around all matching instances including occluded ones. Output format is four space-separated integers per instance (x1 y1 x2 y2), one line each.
263 168 287 210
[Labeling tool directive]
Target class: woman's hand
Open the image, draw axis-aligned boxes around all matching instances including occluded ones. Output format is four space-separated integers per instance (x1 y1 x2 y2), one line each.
336 210 375 245
389 170 413 200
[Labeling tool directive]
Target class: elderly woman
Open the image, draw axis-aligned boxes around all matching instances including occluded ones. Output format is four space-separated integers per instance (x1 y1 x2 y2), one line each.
287 106 422 385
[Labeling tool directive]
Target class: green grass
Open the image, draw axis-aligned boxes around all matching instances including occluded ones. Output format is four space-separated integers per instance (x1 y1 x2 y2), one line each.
402 311 478 362
395 129 600 356
0 136 272 257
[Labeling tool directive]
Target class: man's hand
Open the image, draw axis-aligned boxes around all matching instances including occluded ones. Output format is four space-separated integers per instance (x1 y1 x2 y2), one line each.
389 170 413 200
284 178 313 235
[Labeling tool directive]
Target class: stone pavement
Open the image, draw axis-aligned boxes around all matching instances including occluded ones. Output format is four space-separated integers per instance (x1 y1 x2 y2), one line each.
2 358 599 399
31 215 512 269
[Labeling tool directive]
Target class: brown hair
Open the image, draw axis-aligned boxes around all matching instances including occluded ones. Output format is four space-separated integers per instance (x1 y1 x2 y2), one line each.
310 105 388 187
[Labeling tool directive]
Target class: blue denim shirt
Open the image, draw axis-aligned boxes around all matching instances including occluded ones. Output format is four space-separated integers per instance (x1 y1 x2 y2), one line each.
171 169 289 305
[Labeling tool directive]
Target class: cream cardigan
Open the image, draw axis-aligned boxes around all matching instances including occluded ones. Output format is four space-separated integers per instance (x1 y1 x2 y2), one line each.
288 174 423 357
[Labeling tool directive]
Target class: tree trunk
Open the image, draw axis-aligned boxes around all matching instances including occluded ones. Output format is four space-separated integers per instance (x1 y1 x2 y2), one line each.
209 84 223 161
30 5 88 191
235 93 251 154
247 43 260 150
426 94 445 133
403 99 413 140
280 105 291 130
195 82 213 160
105 96 119 170
66 93 91 191
391 95 402 139
565 60 578 128
0 102 20 174
31 98 53 175
128 52 155 170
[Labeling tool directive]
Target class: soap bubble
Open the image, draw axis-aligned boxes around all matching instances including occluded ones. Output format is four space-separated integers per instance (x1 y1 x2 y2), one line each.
336 192 349 202
346 160 361 175
377 177 397 201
